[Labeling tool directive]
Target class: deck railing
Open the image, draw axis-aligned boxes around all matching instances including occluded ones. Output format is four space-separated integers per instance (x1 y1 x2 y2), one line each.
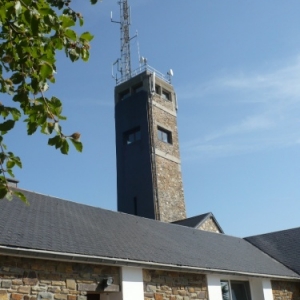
115 64 171 85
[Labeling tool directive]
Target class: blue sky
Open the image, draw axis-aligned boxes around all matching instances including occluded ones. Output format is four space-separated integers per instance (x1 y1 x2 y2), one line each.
7 0 300 237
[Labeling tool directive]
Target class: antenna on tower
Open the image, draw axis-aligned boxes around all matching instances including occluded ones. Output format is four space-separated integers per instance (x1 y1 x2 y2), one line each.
111 0 137 82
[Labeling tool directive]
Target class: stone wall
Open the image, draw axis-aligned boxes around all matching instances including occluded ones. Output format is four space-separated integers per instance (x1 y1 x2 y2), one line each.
153 105 179 159
153 94 175 113
199 218 221 233
0 256 120 300
155 156 185 222
143 270 208 300
272 281 300 300
151 91 186 223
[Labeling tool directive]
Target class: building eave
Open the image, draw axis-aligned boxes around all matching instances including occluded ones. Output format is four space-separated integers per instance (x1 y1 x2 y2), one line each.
0 245 299 281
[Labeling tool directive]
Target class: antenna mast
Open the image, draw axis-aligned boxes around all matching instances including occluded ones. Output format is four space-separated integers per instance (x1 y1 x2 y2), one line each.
120 0 132 80
111 0 132 81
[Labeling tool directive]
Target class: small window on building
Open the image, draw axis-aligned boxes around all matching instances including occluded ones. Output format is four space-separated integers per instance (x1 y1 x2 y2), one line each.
155 85 161 95
221 280 251 300
133 197 138 215
133 82 143 93
157 127 172 144
162 89 171 101
119 89 130 101
124 127 141 145
87 294 100 300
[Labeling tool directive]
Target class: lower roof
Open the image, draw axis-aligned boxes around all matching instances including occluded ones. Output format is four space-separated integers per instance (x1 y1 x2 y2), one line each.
245 227 300 276
0 189 298 279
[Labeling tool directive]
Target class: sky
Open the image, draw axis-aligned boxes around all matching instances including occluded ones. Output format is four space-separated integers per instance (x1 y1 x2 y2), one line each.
5 0 300 237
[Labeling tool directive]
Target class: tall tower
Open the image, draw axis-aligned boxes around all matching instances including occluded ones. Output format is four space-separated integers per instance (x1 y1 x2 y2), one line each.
113 1 186 222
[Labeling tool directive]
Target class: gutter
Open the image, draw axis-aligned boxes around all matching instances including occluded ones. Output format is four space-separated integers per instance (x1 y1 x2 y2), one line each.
0 245 299 281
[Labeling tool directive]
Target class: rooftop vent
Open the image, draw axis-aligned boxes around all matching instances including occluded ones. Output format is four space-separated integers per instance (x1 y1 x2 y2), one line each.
7 178 19 188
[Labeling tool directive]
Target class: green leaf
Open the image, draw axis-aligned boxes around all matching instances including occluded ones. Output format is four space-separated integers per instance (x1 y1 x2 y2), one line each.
70 138 83 152
69 49 79 62
48 135 62 149
5 190 13 201
14 191 29 204
54 122 61 133
41 122 50 134
65 29 77 41
6 160 15 169
22 0 32 5
0 120 15 132
10 108 21 121
40 63 53 80
90 0 98 4
7 169 14 178
0 186 8 199
12 156 22 168
80 32 94 42
61 139 69 154
14 1 22 17
79 17 84 26
60 15 75 28
52 37 63 50
81 48 89 62
31 15 39 36
11 73 24 84
23 9 32 25
27 121 38 135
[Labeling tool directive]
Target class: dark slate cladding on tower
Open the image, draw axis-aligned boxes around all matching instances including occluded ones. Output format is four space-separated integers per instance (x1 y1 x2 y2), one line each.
115 76 155 219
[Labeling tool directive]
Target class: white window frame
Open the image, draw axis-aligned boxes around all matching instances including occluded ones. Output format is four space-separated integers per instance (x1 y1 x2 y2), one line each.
207 275 272 300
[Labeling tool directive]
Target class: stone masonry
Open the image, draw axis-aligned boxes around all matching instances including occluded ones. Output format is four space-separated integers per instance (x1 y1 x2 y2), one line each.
151 78 186 223
199 218 221 233
143 270 208 300
272 281 300 300
0 256 120 300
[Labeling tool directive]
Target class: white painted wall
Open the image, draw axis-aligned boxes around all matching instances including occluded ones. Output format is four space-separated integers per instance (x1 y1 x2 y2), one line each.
262 279 274 300
121 267 144 300
249 278 265 300
207 275 223 300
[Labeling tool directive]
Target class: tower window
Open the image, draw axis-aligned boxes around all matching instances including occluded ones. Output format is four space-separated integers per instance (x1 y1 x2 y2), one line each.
155 85 161 95
162 89 171 101
157 127 172 144
133 82 143 93
119 89 130 101
124 127 141 145
134 197 138 215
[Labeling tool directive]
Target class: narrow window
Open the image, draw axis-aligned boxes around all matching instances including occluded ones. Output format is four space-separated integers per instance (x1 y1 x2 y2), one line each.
124 127 141 145
133 82 143 93
221 280 251 300
155 85 161 95
133 197 138 215
87 294 100 300
119 89 130 101
162 89 171 101
157 127 172 144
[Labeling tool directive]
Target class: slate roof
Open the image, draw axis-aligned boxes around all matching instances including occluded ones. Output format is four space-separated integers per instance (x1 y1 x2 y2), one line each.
0 189 298 279
245 227 300 275
172 212 224 233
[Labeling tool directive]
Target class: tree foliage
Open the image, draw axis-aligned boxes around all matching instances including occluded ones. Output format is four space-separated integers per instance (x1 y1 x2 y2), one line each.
0 0 98 202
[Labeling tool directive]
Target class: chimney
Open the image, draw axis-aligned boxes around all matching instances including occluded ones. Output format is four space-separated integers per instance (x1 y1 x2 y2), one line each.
7 178 19 188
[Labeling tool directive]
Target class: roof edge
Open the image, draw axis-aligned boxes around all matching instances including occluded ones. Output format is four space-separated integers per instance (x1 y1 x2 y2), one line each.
199 212 224 234
0 246 298 280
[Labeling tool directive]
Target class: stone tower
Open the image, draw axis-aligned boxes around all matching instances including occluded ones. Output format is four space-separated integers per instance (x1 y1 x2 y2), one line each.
115 69 186 222
112 0 186 222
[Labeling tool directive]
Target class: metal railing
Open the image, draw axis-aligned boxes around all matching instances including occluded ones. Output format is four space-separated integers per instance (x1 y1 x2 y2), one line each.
115 64 171 85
